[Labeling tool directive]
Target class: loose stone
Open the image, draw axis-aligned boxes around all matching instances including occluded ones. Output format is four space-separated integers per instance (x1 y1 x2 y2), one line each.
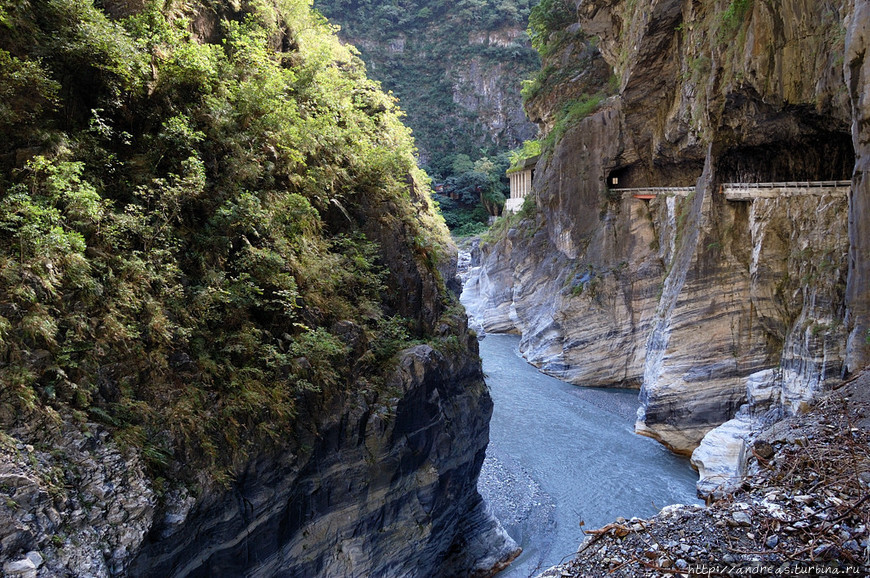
731 511 751 526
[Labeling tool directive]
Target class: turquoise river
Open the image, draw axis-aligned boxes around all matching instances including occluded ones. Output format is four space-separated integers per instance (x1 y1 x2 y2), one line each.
477 334 701 577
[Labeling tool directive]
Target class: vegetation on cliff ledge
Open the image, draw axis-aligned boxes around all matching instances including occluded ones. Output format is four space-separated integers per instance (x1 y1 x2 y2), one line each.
0 0 454 482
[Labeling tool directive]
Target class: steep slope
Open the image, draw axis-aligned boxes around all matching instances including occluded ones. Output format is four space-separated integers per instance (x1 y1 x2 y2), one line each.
845 0 870 372
0 0 517 575
542 370 870 576
313 0 540 168
466 0 867 458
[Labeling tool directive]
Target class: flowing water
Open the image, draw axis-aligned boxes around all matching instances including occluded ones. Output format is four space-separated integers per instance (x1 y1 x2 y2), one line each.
477 334 701 577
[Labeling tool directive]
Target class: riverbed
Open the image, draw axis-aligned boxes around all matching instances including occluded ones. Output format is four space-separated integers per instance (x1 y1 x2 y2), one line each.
477 334 701 577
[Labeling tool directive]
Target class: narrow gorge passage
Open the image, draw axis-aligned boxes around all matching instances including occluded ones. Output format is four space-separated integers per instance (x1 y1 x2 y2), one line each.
477 334 701 577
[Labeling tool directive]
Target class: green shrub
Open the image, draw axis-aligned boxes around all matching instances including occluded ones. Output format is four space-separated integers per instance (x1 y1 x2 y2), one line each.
0 0 457 482
453 221 489 238
543 92 606 149
482 193 536 243
0 50 60 133
508 139 541 171
718 0 753 39
528 0 576 54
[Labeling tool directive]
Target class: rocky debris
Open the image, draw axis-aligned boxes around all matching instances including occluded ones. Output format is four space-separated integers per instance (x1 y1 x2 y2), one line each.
3 551 41 578
538 371 870 577
0 420 155 576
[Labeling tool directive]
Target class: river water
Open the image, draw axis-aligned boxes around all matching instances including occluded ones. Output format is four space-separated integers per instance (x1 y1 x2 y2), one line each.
477 334 701 577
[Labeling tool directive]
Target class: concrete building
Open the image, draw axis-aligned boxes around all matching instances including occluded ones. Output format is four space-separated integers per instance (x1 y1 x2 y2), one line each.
505 155 538 214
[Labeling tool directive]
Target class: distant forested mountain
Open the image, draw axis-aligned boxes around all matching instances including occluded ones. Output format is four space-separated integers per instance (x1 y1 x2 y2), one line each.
315 0 541 233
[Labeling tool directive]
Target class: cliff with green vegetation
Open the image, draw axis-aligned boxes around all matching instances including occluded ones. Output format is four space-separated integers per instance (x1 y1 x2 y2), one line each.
314 0 542 234
0 0 518 575
314 0 540 169
465 0 868 474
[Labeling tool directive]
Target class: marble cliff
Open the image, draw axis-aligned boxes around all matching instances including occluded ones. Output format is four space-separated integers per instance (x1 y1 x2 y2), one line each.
1 332 519 577
464 0 870 484
314 0 540 166
0 0 518 575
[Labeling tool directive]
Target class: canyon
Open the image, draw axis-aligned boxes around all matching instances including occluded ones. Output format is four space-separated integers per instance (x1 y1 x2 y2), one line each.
0 1 518 576
465 0 870 497
2 0 870 575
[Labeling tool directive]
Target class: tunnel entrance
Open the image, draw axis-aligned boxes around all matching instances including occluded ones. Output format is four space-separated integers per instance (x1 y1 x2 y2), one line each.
606 161 704 190
607 132 853 190
716 133 855 184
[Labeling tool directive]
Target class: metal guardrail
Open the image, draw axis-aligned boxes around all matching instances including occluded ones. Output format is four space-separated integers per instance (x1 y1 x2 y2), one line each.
611 181 851 198
722 180 851 189
721 182 852 201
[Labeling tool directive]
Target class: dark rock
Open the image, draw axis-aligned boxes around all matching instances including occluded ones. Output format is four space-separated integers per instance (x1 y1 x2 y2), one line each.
753 440 775 460
128 343 515 577
765 535 779 548
845 0 870 371
167 351 194 371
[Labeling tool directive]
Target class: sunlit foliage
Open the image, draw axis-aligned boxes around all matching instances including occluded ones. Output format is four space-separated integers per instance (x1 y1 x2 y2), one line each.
0 0 451 479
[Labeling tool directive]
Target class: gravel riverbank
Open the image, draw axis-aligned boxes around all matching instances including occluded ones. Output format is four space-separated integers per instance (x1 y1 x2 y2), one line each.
540 370 870 577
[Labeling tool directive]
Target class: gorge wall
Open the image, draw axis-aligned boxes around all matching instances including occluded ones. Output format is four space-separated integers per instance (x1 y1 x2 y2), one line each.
313 0 540 166
846 0 870 372
125 335 515 577
0 1 517 576
465 0 869 461
2 329 519 577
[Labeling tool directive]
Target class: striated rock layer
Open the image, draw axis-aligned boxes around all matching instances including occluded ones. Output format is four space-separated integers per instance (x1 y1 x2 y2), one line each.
127 337 518 577
466 0 867 458
0 326 519 577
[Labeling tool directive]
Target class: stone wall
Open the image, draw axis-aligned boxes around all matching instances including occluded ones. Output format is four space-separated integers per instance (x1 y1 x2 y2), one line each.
845 0 870 371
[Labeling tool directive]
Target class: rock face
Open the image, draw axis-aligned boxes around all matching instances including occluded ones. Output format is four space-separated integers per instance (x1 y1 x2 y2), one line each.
0 325 519 577
690 413 751 497
845 0 870 371
466 0 866 458
0 424 156 576
314 3 539 165
128 339 517 577
451 49 538 152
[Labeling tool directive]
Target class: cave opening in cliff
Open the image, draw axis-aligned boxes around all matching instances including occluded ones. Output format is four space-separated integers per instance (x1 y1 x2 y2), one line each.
606 161 705 189
716 133 854 184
